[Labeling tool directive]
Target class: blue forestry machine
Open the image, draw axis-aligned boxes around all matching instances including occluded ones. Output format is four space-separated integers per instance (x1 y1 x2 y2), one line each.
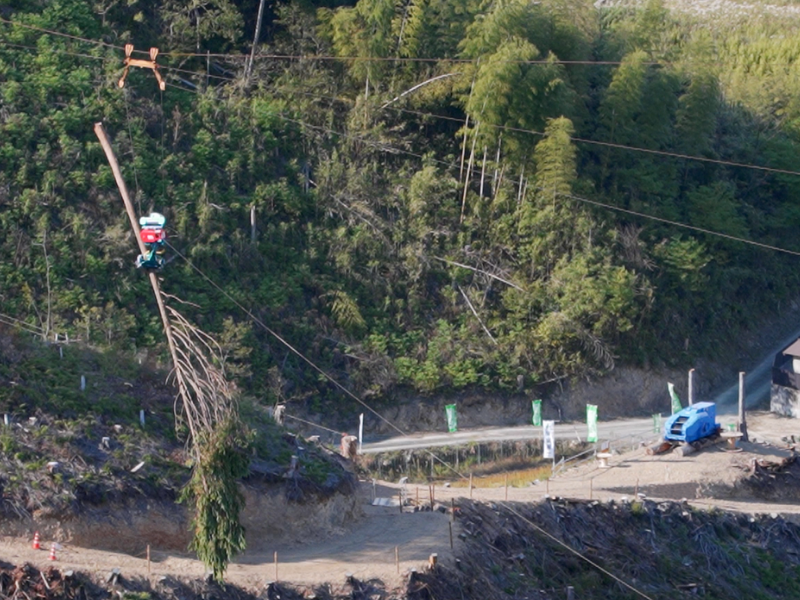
664 402 720 443
649 402 720 455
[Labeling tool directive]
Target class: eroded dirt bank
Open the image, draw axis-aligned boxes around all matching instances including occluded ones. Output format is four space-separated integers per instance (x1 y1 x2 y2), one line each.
0 480 361 555
6 492 800 600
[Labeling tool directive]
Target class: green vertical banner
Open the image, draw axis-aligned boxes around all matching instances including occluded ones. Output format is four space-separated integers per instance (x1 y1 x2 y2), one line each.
668 382 683 414
532 399 542 427
445 404 458 433
586 404 598 443
653 413 662 434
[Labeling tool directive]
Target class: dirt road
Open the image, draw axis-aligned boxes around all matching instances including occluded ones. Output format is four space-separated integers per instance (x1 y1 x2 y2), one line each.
0 482 456 592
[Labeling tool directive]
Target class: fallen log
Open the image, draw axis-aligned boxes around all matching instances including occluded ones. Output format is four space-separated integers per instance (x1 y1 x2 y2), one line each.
646 440 677 456
675 443 696 457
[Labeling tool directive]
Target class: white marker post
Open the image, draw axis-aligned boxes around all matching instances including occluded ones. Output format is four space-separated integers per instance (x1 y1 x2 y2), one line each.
358 413 364 454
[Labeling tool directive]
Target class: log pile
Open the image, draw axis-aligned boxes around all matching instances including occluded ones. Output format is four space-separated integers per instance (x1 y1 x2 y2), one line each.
646 432 721 456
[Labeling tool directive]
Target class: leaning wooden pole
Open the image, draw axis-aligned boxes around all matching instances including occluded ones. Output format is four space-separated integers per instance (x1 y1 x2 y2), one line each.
245 0 267 81
93 123 193 434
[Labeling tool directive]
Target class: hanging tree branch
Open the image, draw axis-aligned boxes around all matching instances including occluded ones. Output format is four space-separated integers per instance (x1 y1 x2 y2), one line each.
167 305 237 436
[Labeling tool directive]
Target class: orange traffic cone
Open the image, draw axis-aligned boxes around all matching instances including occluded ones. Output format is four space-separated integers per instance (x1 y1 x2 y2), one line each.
32 532 40 550
48 543 57 561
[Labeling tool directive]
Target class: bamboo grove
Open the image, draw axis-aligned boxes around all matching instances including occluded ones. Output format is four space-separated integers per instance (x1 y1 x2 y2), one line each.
3 0 800 408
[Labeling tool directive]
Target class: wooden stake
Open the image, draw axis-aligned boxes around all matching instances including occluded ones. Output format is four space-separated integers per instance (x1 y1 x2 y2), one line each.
431 483 435 506
146 544 150 575
395 545 399 574
449 522 454 549
274 551 278 582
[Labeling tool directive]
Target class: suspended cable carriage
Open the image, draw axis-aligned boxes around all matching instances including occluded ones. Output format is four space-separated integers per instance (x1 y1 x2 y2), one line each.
136 212 167 270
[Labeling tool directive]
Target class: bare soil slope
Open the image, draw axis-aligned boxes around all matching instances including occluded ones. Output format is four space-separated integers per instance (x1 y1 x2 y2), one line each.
0 480 455 594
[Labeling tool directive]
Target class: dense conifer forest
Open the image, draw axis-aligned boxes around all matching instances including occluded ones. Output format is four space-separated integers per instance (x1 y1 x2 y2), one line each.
3 0 800 406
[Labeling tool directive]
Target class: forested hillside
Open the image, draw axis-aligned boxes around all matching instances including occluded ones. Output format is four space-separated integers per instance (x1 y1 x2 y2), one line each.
3 0 800 407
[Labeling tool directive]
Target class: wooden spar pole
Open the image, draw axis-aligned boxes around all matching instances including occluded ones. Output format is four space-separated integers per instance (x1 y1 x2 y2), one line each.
738 371 749 442
93 123 191 421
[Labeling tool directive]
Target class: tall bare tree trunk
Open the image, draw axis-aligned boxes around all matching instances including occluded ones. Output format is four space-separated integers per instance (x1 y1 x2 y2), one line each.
459 115 470 182
461 124 479 223
492 135 502 195
246 0 268 81
479 147 487 199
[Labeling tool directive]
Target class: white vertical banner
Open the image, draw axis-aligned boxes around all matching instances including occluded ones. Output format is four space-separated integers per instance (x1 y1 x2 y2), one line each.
586 404 598 443
358 413 364 454
543 420 555 459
